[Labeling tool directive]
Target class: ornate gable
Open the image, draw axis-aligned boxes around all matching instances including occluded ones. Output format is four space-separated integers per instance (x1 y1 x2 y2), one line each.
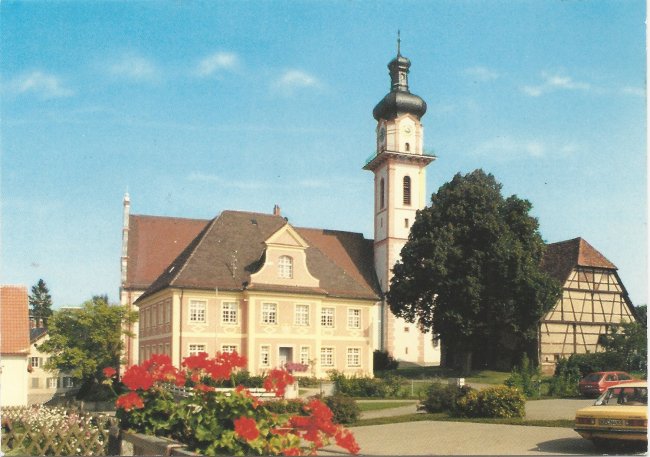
249 224 320 288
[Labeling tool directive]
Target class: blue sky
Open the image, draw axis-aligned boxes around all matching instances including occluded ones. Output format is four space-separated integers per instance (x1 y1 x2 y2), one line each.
1 1 646 308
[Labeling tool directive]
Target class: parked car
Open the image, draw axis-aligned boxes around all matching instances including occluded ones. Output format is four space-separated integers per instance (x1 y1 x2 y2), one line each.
578 371 635 397
575 381 647 450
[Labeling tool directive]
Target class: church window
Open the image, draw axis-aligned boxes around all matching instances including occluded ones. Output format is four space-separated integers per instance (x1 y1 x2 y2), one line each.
403 176 411 205
222 302 238 324
189 300 206 323
405 142 410 152
379 178 385 209
262 303 278 324
278 255 293 279
404 218 409 228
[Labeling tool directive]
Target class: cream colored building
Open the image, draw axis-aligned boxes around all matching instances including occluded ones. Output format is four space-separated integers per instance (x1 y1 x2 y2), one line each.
539 237 638 375
28 328 78 404
1 285 30 407
134 211 379 377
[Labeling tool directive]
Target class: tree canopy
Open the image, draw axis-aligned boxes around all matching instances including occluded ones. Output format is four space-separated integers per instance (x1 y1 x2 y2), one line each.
38 295 138 387
387 170 561 372
29 278 53 327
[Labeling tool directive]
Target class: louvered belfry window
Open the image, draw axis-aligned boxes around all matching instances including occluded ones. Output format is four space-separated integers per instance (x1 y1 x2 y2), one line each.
403 176 411 205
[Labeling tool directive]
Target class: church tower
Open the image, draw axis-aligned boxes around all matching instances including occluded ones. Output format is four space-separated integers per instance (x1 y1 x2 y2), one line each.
364 37 439 364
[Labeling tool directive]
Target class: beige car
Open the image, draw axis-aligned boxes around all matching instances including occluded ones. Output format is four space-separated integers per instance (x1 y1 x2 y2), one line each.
575 381 647 450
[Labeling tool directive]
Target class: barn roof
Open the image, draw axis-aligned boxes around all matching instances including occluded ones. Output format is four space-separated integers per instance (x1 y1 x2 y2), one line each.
542 237 617 283
136 210 380 302
1 285 30 355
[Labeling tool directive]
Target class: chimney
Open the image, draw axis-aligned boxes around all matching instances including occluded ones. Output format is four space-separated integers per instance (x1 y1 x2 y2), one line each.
273 204 281 216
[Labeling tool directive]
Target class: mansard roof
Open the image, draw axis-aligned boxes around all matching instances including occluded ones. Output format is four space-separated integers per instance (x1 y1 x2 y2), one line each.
1 285 30 355
542 237 618 283
124 214 209 290
136 210 381 302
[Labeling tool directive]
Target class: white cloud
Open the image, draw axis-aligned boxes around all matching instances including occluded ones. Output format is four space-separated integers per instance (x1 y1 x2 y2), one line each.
107 54 159 82
7 71 74 98
522 72 590 97
272 69 322 95
196 52 239 77
463 66 499 82
621 85 645 98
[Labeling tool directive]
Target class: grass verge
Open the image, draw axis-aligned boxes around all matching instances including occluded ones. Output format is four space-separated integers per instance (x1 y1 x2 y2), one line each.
358 401 416 412
350 413 574 429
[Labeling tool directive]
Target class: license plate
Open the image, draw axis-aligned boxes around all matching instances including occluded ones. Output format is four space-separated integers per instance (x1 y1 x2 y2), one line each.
599 419 624 426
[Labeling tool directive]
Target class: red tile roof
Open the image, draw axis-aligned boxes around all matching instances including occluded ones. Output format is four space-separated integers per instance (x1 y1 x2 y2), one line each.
1 285 30 355
542 237 617 283
137 210 380 302
125 214 209 290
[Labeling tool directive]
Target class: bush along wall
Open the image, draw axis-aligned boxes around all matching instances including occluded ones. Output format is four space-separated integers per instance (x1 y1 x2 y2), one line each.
328 371 405 398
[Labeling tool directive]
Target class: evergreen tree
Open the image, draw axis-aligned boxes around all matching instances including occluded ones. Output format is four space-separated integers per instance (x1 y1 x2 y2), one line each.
29 278 53 327
387 170 561 373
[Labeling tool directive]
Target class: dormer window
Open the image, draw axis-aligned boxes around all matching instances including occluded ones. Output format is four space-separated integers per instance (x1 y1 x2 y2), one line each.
278 255 293 279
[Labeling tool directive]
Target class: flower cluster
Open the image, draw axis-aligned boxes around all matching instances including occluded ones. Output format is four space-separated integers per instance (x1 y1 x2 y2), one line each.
284 362 309 373
109 352 359 455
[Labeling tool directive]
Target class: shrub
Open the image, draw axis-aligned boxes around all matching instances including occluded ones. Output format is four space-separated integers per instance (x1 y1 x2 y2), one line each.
504 354 541 398
260 399 306 415
454 386 525 418
547 357 581 397
329 371 406 398
421 383 476 414
373 350 398 371
323 395 361 424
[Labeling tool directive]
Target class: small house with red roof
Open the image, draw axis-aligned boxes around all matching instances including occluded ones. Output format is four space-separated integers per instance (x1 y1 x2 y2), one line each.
1 285 30 406
539 237 637 374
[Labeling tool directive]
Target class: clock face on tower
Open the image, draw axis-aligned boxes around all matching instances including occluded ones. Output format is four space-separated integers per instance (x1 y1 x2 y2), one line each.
403 126 412 134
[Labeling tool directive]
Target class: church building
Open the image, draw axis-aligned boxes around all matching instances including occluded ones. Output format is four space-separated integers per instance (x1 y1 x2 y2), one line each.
120 43 638 376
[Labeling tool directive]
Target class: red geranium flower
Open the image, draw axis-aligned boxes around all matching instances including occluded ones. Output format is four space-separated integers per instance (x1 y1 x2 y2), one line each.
116 392 144 411
103 366 117 378
121 364 154 391
334 428 360 455
234 416 259 441
282 447 302 456
263 368 294 397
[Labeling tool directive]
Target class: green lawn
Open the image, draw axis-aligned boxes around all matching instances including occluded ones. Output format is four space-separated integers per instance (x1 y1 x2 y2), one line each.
377 366 511 385
350 413 574 429
358 401 416 412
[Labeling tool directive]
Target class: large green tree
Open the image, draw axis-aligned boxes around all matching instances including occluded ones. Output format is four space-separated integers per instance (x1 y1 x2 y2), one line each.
38 295 138 392
29 278 53 327
387 170 561 372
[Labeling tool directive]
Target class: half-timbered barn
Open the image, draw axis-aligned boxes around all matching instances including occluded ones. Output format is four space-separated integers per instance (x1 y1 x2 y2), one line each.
538 237 637 374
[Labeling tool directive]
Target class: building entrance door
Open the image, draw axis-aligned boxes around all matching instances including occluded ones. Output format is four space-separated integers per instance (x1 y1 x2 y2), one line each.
278 347 293 367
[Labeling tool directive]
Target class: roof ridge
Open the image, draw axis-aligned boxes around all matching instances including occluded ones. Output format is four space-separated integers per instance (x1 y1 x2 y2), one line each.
296 226 367 239
131 213 211 223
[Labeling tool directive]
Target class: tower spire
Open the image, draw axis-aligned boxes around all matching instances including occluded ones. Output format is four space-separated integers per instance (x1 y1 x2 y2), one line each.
397 30 401 56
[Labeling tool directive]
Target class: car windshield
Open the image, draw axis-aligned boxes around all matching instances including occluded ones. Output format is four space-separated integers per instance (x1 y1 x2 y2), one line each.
584 373 602 382
594 386 647 406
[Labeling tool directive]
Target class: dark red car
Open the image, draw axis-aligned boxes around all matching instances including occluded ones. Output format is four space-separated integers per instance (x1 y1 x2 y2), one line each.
578 371 636 397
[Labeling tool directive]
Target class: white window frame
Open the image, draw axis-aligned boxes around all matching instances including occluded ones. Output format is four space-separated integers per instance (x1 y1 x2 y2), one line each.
189 300 207 323
346 347 361 367
62 377 75 388
295 304 310 326
321 307 335 327
278 255 293 279
221 302 238 325
262 303 278 325
347 308 361 329
47 377 59 389
30 357 41 368
221 344 238 354
260 345 271 367
188 343 207 356
320 347 334 367
300 346 310 365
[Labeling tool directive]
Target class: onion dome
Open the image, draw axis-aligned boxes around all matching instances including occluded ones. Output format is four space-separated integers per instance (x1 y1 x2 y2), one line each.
373 38 427 121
